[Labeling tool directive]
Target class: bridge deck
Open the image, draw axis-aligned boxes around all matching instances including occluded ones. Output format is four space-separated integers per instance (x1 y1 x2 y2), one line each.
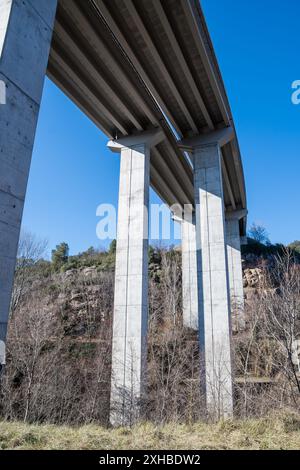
47 0 247 233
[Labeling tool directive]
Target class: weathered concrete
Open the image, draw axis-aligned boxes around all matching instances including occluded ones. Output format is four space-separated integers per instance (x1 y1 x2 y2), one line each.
181 206 198 330
0 0 57 354
107 130 162 426
193 142 233 419
226 211 245 329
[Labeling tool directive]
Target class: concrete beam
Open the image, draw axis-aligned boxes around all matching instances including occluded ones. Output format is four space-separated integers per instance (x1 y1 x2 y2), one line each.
49 46 129 136
47 57 115 139
150 164 181 207
151 147 191 206
53 18 144 132
221 155 236 211
57 0 158 127
108 133 151 426
0 0 57 355
226 209 247 221
151 0 214 131
181 0 231 126
178 127 234 152
94 0 183 138
124 0 199 135
107 128 164 153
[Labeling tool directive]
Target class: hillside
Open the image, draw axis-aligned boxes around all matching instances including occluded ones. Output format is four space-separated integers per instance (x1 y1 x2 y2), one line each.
0 239 299 427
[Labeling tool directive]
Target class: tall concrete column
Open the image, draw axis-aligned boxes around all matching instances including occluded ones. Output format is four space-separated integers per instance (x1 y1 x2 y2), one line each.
0 0 57 365
179 129 236 419
226 212 245 329
194 142 233 418
181 207 198 330
108 130 163 426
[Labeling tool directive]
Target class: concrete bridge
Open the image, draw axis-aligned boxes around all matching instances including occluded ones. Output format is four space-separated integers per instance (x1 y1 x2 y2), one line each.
0 0 247 423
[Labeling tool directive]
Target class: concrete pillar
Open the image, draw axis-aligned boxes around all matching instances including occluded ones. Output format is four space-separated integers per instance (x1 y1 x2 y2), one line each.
0 0 57 365
226 215 245 329
193 142 233 419
107 129 163 426
181 207 198 330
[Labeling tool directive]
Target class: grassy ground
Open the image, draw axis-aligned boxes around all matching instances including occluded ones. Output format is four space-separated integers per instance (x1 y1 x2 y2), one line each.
1 411 300 450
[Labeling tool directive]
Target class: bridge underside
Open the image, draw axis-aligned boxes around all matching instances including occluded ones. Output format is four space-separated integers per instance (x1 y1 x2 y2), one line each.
47 0 246 235
0 0 248 423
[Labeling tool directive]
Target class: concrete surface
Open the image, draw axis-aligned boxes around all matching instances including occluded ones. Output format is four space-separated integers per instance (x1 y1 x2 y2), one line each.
226 215 245 328
193 142 233 418
182 207 199 330
0 0 57 353
108 133 153 425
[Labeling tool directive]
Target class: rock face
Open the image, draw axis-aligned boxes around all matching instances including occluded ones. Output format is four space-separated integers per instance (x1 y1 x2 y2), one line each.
243 267 265 288
16 267 115 340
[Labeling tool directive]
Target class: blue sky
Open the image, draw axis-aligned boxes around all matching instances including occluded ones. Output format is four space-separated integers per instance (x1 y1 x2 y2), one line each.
22 0 300 256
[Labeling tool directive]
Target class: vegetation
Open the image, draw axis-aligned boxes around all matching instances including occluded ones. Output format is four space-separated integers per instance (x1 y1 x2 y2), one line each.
0 228 299 449
51 242 69 271
248 223 270 245
51 241 117 273
0 411 300 450
289 240 300 254
244 224 300 261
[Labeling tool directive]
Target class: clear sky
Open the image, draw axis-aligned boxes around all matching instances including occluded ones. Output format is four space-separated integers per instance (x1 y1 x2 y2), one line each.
21 0 300 256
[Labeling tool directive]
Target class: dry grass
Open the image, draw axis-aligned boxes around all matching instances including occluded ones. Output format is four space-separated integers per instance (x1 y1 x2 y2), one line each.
0 411 300 450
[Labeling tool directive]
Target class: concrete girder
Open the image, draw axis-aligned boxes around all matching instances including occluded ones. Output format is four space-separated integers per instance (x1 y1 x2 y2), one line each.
93 0 183 138
124 0 199 135
108 128 164 152
178 127 234 151
53 18 144 132
56 0 158 127
50 46 129 136
47 57 115 139
221 154 236 211
151 0 214 131
151 147 192 206
181 0 231 127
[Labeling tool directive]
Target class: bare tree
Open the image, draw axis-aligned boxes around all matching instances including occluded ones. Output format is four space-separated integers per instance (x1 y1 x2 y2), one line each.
2 242 300 426
234 250 300 416
261 250 300 401
248 223 270 245
11 230 48 315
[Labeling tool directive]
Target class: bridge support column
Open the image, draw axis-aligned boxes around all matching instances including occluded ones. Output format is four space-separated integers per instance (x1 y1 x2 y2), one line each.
193 142 233 419
226 212 246 330
108 130 163 426
181 207 198 330
0 0 57 367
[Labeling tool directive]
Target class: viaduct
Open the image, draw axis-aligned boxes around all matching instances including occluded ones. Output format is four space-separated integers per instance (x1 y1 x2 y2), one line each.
0 0 247 424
